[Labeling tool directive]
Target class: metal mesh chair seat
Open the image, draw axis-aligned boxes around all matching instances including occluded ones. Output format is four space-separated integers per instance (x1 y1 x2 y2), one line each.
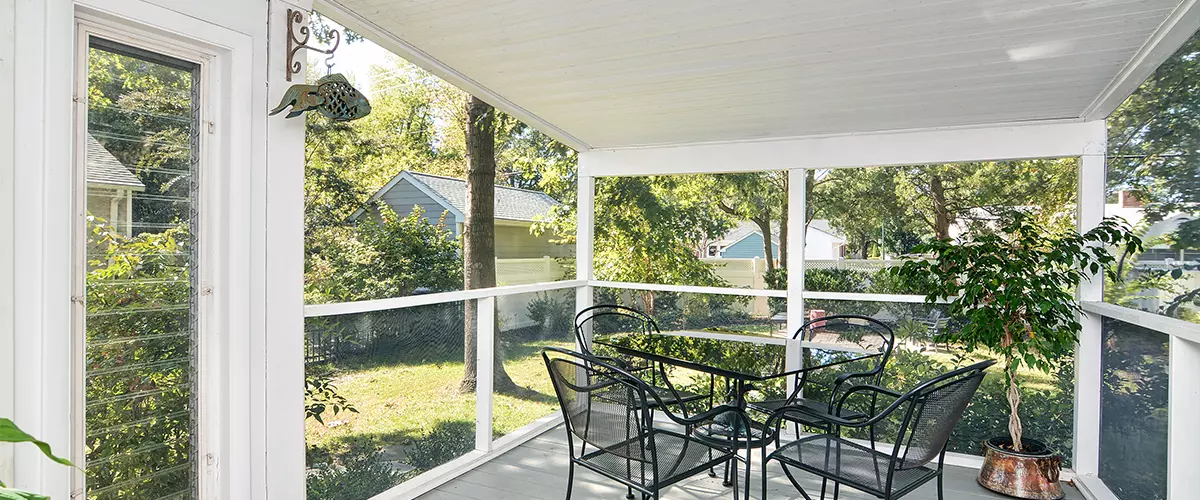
544 347 741 500
764 360 995 500
772 435 937 497
747 397 868 428
578 429 731 488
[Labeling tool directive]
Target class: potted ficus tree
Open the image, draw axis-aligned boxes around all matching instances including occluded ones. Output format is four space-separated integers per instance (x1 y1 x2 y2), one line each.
892 212 1140 500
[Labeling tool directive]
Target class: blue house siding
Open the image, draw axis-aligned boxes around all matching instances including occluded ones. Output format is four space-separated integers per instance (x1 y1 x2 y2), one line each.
379 180 460 235
722 233 778 259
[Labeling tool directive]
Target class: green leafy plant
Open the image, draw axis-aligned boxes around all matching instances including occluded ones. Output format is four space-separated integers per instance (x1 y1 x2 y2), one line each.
891 213 1140 451
305 373 359 425
0 418 77 500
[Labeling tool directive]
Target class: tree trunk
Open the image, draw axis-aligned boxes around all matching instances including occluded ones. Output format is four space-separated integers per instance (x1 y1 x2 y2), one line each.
778 174 789 269
460 95 516 394
754 216 775 273
930 174 952 240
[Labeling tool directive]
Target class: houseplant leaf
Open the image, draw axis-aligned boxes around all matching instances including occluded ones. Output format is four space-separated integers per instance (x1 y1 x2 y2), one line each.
0 418 74 467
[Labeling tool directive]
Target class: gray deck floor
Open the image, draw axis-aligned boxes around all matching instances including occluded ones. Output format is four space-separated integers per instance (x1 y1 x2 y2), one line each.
420 426 1083 500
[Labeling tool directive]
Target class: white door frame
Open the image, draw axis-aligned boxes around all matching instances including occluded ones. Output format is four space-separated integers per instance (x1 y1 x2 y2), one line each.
10 1 258 497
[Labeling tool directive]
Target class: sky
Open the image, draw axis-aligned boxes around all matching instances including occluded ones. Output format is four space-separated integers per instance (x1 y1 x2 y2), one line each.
306 17 394 94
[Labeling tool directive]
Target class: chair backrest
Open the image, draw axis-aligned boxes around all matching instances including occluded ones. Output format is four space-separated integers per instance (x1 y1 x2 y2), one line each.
542 346 652 462
891 359 994 470
793 314 896 384
573 304 660 354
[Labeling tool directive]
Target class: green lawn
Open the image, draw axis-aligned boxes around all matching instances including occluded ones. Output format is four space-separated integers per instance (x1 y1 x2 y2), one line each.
306 339 573 457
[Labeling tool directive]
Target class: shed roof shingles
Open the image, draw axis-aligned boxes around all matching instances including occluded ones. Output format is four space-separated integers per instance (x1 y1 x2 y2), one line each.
86 133 145 190
406 171 560 222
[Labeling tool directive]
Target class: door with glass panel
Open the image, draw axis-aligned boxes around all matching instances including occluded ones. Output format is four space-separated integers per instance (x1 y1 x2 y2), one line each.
79 35 201 499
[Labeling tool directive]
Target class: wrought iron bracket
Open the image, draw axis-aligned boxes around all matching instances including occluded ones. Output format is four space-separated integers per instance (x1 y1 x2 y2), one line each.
285 8 340 82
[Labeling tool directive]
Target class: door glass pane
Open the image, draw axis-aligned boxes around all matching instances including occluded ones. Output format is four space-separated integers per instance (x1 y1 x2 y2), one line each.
84 37 200 499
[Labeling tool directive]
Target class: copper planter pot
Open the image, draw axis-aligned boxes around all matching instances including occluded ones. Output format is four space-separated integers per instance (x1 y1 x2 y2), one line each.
978 437 1064 500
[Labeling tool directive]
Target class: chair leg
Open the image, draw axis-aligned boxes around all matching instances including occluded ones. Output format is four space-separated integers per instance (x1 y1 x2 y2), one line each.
819 478 827 500
626 486 634 500
565 460 575 500
779 463 814 500
937 471 945 500
760 447 769 500
832 482 840 500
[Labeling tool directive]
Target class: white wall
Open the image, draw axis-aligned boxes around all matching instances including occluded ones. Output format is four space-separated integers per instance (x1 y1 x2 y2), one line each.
3 0 306 498
0 0 15 487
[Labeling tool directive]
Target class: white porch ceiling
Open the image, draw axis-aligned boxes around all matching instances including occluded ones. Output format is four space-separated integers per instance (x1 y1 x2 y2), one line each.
329 0 1194 150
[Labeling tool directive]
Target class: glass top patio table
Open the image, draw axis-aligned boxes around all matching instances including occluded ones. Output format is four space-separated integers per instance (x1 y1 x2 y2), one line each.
593 332 880 384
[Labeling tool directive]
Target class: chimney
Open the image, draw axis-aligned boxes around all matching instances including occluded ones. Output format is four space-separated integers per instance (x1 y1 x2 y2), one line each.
1119 191 1145 208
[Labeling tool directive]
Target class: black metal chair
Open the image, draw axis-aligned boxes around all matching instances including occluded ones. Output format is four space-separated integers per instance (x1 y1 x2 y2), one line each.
574 304 711 410
543 347 747 500
764 359 996 500
747 315 896 434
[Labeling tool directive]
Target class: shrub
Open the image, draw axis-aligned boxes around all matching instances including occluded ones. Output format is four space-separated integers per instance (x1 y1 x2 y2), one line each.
405 421 475 470
306 444 402 500
527 291 574 340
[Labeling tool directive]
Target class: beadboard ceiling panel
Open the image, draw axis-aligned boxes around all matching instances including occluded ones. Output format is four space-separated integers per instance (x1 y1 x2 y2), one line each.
329 0 1191 149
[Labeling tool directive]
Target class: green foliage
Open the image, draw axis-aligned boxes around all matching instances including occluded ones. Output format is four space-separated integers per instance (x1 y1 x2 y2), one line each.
891 213 1140 449
305 205 462 303
85 218 194 497
0 418 77 498
305 373 359 425
306 444 403 500
589 176 734 286
526 292 573 340
404 421 476 470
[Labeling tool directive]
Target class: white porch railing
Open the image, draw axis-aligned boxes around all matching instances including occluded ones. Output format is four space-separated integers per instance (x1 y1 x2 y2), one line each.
301 279 1191 500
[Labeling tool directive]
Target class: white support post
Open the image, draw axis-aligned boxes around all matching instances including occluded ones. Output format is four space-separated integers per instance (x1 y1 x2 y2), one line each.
1074 135 1106 476
475 296 495 452
1168 336 1200 499
576 170 596 350
785 168 807 375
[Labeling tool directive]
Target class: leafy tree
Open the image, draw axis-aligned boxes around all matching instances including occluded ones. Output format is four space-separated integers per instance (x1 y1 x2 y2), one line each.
1107 28 1200 321
305 206 462 303
715 172 787 271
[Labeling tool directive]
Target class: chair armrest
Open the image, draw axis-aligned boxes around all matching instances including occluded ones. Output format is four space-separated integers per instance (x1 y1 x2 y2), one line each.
775 386 910 429
661 403 744 428
834 383 901 415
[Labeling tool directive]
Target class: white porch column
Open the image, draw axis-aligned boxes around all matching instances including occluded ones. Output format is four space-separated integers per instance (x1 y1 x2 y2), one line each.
1165 334 1200 500
1168 336 1200 499
575 169 595 348
785 168 807 373
261 1 310 498
1074 128 1106 476
475 297 496 452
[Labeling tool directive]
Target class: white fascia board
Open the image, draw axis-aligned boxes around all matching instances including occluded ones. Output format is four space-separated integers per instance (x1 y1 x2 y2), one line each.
1083 0 1200 121
580 120 1106 177
315 0 591 153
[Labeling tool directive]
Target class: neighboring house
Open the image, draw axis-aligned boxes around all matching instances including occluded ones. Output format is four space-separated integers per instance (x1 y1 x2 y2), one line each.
1107 191 1198 264
705 220 846 261
355 170 571 259
86 133 145 235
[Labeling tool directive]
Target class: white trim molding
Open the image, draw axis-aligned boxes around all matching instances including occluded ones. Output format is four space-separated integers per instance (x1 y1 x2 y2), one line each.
303 280 586 317
580 121 1107 177
1082 0 1200 121
1081 301 1200 344
589 280 786 298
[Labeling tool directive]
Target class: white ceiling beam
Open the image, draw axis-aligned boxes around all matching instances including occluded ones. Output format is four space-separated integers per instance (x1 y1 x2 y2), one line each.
315 0 592 152
1082 0 1200 121
580 120 1106 177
